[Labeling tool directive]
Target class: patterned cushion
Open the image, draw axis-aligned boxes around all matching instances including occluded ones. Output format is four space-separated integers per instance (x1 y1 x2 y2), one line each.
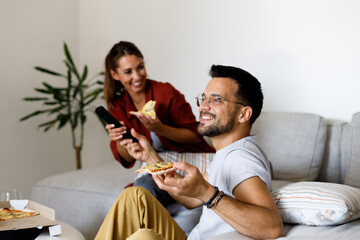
272 181 360 226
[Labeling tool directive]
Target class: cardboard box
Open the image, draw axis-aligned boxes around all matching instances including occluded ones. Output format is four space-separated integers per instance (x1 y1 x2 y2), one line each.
0 200 61 238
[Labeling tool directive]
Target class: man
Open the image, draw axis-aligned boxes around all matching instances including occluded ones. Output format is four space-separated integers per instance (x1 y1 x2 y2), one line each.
95 65 283 240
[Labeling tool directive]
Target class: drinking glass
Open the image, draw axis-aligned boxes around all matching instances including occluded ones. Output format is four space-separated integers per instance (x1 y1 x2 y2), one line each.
1 191 10 201
10 190 22 200
1 190 22 201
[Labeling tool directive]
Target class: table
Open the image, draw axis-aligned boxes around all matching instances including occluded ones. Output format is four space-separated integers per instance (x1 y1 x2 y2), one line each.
36 221 85 240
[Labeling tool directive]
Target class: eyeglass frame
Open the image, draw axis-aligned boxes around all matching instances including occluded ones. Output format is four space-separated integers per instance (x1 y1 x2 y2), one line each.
195 93 247 107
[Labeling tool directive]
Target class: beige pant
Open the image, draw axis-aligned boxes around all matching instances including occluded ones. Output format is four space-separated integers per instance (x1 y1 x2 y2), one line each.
95 187 187 240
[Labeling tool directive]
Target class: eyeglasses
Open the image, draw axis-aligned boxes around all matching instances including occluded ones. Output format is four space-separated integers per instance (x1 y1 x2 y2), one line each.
195 93 246 107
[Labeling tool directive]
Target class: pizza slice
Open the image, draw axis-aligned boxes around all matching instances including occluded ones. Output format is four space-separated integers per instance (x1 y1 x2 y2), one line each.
136 162 175 175
129 100 156 119
0 208 40 221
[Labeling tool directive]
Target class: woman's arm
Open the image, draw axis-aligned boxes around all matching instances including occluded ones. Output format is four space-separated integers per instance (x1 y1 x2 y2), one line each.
135 114 202 143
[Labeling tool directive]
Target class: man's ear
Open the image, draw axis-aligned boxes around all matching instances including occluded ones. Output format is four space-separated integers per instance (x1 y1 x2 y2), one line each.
238 106 252 124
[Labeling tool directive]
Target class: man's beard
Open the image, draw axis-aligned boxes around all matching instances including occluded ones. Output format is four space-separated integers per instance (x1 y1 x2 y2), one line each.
197 110 238 137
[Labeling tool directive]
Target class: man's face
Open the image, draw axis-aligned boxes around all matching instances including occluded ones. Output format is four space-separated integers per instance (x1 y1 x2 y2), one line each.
197 77 240 137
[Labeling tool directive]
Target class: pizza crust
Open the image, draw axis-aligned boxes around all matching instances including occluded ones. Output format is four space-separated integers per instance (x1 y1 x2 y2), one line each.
129 100 156 119
148 167 176 175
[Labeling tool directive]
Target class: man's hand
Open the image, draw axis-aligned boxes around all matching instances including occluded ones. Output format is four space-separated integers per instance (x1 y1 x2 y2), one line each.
121 128 161 164
152 162 215 206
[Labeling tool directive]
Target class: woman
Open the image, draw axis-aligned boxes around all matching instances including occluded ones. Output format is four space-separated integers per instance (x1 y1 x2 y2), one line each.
104 41 214 206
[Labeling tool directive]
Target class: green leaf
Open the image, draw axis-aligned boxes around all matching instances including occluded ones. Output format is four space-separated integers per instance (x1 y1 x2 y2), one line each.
84 89 102 106
23 97 49 101
38 119 58 132
34 66 65 77
63 42 75 67
38 119 58 127
64 61 77 77
43 125 52 132
81 65 88 83
42 82 54 90
44 101 59 105
53 89 68 102
35 88 53 94
48 105 66 114
72 85 80 99
84 88 102 100
57 114 70 130
84 96 97 106
63 42 81 80
20 110 48 121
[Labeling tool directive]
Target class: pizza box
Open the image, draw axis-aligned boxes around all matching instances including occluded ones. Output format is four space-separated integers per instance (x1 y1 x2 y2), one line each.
0 200 61 239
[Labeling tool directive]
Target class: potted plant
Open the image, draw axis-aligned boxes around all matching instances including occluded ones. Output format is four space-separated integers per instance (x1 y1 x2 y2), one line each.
20 42 105 169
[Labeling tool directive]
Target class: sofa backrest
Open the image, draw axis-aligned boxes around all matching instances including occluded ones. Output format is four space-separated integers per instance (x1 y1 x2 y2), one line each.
318 112 360 186
344 112 360 188
251 112 327 181
318 120 347 183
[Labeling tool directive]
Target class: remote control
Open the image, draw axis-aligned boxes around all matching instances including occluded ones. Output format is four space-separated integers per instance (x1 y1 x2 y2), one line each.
95 106 138 142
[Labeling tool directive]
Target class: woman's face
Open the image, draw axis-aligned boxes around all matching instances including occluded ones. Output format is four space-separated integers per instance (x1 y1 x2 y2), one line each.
111 55 147 95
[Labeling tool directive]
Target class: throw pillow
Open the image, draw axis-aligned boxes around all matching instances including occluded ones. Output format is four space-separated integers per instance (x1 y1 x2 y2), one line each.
272 181 360 226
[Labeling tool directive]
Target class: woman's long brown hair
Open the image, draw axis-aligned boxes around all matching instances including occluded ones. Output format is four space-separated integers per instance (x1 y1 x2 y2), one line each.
104 41 144 109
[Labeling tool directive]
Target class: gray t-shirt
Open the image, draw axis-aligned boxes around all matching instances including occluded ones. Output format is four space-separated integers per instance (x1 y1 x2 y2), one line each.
188 136 272 240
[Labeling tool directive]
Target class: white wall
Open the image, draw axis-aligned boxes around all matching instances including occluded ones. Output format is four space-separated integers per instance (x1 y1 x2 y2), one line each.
0 0 79 198
79 0 360 123
1 0 360 198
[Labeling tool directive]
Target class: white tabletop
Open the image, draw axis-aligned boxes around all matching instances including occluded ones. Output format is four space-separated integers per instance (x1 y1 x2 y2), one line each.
36 221 85 240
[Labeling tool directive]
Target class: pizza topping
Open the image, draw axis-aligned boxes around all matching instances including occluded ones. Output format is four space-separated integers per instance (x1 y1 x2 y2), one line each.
136 162 175 175
0 208 40 221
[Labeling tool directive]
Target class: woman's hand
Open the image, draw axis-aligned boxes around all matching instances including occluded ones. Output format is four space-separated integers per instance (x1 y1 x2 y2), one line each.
134 114 163 133
105 122 128 141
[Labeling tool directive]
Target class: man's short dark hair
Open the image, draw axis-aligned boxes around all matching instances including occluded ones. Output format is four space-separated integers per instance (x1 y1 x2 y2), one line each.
209 65 263 124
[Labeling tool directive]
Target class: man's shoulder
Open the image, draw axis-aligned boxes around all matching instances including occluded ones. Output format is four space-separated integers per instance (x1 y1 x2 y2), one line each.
220 136 262 155
220 137 269 169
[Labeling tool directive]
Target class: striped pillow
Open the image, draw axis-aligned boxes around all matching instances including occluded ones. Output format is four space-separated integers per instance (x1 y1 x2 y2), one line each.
136 152 215 179
272 181 360 225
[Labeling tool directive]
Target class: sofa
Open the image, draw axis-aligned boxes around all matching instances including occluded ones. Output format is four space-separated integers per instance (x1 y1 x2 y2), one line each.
31 111 360 240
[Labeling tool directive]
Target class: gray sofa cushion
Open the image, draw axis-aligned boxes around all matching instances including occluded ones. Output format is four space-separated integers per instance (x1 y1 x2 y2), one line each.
251 112 326 181
341 123 351 183
345 112 360 188
318 120 345 183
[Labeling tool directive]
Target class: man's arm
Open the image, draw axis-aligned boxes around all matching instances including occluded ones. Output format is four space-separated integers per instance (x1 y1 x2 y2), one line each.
212 176 283 239
154 162 283 239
